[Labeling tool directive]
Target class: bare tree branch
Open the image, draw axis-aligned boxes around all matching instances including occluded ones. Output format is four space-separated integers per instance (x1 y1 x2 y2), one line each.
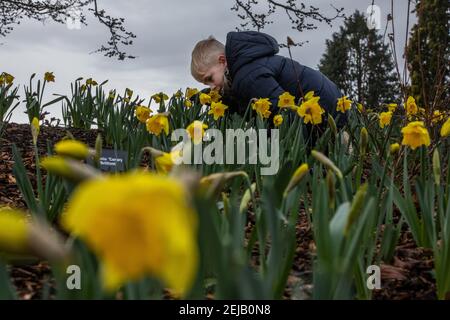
231 0 345 46
0 0 136 60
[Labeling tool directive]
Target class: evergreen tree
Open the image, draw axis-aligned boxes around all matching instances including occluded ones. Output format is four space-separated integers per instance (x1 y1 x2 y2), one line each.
406 0 449 109
319 11 399 109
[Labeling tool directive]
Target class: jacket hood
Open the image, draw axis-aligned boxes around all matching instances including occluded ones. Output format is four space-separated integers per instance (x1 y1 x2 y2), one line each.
225 31 279 77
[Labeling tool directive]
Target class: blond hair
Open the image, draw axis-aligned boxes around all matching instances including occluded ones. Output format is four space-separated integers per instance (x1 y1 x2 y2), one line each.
191 36 225 82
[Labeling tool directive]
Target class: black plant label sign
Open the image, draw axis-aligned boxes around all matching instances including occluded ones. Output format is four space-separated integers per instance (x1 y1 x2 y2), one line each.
88 149 128 172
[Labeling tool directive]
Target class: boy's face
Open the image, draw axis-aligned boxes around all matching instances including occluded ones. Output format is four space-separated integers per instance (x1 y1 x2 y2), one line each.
200 54 227 92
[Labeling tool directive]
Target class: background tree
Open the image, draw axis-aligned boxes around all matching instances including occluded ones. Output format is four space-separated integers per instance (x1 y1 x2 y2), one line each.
0 0 136 60
406 0 449 110
318 10 399 109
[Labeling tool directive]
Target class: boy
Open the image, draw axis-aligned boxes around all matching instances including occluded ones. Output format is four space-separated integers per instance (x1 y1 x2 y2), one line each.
190 31 347 139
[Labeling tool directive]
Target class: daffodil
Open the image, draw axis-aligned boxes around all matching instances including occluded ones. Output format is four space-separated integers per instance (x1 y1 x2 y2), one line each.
337 96 352 113
0 208 67 261
263 110 272 118
126 88 133 98
54 140 89 160
199 93 211 105
135 106 152 123
174 90 183 99
278 92 296 108
86 78 98 86
304 91 316 101
31 117 40 146
406 96 418 116
441 118 450 138
379 111 393 128
357 103 364 113
390 143 400 154
0 72 14 85
44 72 55 82
297 96 324 125
185 99 192 109
155 150 182 174
273 114 283 127
401 121 431 150
209 90 221 103
186 121 208 144
252 98 272 119
186 88 199 99
61 172 198 295
388 103 397 112
108 90 116 100
284 163 309 195
146 114 169 136
432 110 444 124
0 208 28 254
208 101 228 120
152 92 169 103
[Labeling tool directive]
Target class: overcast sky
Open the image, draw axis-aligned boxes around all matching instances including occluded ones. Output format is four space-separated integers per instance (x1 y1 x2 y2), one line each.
1 0 415 123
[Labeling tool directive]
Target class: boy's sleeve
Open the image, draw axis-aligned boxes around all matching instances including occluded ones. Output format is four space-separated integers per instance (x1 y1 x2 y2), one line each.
237 67 285 110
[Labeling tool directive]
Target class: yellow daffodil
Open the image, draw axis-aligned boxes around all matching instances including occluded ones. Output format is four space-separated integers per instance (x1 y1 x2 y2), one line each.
432 110 444 124
125 88 133 98
108 90 116 100
186 121 208 144
155 150 182 174
0 72 14 85
297 96 324 125
406 96 418 116
401 121 431 150
273 114 283 127
263 110 272 119
54 140 89 160
44 72 55 82
152 92 169 103
441 118 450 137
388 103 397 112
80 84 87 92
0 208 28 254
379 111 393 128
61 172 198 295
186 88 199 99
284 163 309 196
208 101 228 120
86 78 98 86
390 143 400 155
174 90 183 99
41 156 74 178
278 92 296 108
252 98 272 119
146 114 169 136
357 103 364 113
185 99 192 109
31 117 40 146
209 90 222 103
199 93 211 105
304 91 316 101
135 106 152 123
337 96 352 113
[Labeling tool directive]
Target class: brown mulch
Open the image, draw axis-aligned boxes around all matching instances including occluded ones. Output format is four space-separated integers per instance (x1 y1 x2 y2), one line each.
0 122 438 300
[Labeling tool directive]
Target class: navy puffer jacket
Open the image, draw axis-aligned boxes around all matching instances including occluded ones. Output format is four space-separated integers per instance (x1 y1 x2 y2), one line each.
225 31 347 129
